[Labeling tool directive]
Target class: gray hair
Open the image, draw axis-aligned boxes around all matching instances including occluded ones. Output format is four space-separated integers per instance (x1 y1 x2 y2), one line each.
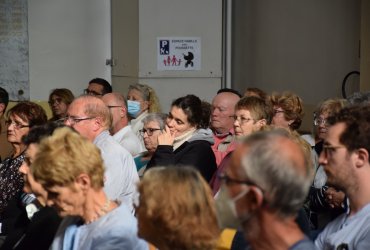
142 113 168 130
347 91 370 105
240 130 311 218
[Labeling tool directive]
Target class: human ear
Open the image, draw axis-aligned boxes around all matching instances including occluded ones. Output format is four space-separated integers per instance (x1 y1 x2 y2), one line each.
75 173 91 192
355 148 369 169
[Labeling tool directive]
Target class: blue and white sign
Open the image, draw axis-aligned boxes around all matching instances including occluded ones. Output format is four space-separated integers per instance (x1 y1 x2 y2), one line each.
157 37 201 71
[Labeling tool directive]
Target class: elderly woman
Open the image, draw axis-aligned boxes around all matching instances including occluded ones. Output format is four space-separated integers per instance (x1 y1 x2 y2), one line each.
1 123 62 250
269 92 304 131
127 83 161 135
305 98 348 232
134 113 167 175
136 167 220 250
0 102 47 215
211 96 272 195
31 127 148 249
48 88 74 122
145 94 217 182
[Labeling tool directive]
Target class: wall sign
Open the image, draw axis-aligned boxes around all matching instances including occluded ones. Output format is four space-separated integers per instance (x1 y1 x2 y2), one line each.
157 37 201 71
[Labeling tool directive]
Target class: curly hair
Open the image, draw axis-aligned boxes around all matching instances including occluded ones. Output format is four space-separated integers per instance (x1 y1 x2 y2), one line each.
137 167 220 250
269 92 304 130
315 98 347 117
327 105 370 158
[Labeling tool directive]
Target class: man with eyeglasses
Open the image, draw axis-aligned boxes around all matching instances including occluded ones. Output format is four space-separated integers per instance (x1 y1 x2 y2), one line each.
84 78 112 97
216 130 315 249
64 95 138 212
315 105 370 249
102 93 144 156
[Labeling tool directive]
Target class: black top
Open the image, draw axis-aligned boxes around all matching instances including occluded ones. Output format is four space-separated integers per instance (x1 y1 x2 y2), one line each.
146 140 217 182
1 206 61 250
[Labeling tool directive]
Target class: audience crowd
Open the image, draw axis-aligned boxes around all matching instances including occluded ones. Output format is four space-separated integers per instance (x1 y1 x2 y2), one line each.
0 80 369 250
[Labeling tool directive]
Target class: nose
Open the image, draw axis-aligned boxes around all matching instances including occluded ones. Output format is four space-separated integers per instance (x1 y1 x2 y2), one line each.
46 198 55 207
318 150 327 166
64 118 72 127
19 162 29 174
167 118 175 127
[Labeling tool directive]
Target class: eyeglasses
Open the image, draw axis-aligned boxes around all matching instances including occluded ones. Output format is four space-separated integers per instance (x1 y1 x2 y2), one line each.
231 115 255 124
48 97 63 105
139 128 161 136
83 89 103 96
5 120 30 129
322 144 345 158
218 172 257 187
314 118 327 126
273 109 285 115
107 105 122 109
63 116 96 126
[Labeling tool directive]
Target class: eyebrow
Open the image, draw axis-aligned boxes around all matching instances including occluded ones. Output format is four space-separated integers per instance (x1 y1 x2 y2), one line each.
169 112 185 123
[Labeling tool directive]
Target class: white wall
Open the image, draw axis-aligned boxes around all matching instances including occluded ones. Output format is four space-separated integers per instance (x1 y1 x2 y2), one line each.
28 0 111 101
112 0 223 113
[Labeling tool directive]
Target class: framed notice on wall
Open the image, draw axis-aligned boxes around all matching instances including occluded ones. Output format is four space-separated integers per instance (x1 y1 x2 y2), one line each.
157 37 201 71
0 0 29 100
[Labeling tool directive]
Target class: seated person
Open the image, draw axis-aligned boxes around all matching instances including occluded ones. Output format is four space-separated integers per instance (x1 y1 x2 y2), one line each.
32 127 148 250
136 167 220 250
1 123 62 250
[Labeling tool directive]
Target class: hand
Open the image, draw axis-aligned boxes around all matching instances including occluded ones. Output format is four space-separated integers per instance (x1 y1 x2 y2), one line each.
325 187 345 209
157 125 175 146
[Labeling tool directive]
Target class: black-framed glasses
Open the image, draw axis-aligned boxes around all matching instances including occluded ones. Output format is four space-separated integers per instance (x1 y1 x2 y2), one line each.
63 116 96 126
139 128 161 136
5 120 30 129
314 118 327 126
322 144 345 158
83 89 103 96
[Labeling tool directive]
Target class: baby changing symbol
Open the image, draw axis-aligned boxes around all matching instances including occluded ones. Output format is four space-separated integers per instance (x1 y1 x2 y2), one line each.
183 52 194 68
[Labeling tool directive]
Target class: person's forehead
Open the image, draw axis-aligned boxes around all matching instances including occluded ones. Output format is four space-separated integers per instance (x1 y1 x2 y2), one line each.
144 120 160 128
88 83 104 91
326 122 346 144
68 100 86 116
212 93 239 106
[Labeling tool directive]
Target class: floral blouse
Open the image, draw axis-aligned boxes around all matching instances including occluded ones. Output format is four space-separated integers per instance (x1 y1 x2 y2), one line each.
0 153 25 216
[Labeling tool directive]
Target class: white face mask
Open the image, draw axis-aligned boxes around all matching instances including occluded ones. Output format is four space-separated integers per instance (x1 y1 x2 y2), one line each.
215 185 250 229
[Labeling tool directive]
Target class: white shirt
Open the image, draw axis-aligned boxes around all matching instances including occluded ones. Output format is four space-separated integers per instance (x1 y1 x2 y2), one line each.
113 125 145 156
94 130 139 211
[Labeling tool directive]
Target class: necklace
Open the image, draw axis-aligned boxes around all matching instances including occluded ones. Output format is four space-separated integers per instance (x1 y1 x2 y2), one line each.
85 198 111 224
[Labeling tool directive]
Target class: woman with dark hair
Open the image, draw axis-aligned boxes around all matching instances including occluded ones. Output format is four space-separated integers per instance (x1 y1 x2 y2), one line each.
146 94 217 182
0 102 47 215
48 88 74 122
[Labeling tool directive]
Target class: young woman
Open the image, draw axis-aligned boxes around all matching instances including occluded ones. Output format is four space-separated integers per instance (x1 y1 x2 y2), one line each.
146 94 217 182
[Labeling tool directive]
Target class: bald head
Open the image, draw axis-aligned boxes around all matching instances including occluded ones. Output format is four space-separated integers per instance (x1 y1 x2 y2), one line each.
66 95 111 141
101 92 128 134
211 92 240 134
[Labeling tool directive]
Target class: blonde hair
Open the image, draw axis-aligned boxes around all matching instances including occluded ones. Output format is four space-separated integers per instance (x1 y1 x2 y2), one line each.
315 98 347 117
32 127 105 189
128 84 161 113
269 92 304 130
137 167 220 250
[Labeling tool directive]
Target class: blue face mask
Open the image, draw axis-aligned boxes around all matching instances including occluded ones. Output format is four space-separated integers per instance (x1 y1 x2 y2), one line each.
127 100 141 118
